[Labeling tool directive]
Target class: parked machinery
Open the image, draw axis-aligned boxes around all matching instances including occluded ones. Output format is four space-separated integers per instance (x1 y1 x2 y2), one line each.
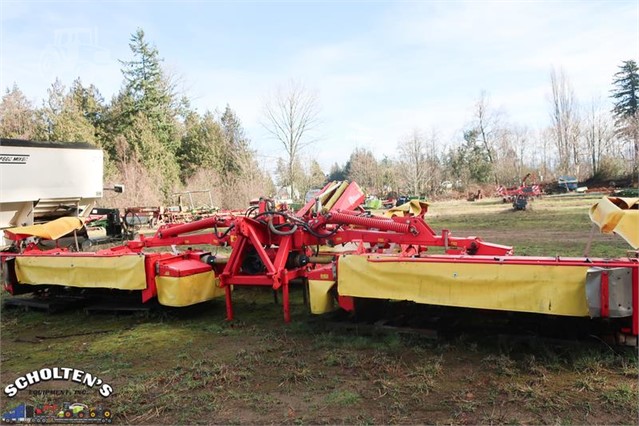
496 173 543 203
1 181 637 343
0 138 103 229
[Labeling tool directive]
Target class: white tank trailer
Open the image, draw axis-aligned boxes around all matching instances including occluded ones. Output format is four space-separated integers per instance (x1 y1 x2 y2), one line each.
0 138 103 228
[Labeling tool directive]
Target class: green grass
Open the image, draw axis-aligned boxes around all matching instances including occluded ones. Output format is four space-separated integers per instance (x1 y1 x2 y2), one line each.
325 389 362 406
425 195 630 257
1 299 637 424
601 383 639 412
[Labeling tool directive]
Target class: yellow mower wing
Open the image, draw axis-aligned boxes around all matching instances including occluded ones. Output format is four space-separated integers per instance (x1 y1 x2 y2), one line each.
589 196 639 249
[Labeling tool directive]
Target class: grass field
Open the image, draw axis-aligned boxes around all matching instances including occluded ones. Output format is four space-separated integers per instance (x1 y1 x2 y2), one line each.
1 193 637 425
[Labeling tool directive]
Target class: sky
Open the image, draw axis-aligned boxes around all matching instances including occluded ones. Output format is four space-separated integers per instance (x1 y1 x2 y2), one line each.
1 0 637 173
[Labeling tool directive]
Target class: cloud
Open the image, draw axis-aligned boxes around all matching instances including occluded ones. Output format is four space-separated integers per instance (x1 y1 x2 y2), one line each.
2 0 636 176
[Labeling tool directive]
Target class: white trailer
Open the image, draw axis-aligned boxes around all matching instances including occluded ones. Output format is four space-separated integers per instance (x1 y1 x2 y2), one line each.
0 138 103 228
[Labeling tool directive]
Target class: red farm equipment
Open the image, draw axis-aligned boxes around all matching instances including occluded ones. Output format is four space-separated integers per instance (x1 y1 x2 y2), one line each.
496 173 543 206
1 181 637 344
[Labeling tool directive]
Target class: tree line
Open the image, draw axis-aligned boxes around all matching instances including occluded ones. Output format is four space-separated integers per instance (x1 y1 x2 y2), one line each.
0 29 273 208
318 61 638 198
1 27 637 205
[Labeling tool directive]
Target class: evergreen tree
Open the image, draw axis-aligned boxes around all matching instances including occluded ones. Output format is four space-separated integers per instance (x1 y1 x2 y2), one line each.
611 60 639 172
69 78 106 134
220 105 251 176
275 157 304 192
0 84 38 139
295 159 326 200
100 91 135 161
123 112 180 189
379 156 399 196
116 28 181 196
307 160 326 188
119 28 178 151
120 29 171 114
38 79 97 143
347 147 379 194
448 130 492 186
177 110 224 180
327 161 351 182
611 60 639 120
0 30 300 208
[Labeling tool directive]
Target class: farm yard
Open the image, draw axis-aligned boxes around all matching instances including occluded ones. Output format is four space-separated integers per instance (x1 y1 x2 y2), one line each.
2 2 639 424
1 194 637 425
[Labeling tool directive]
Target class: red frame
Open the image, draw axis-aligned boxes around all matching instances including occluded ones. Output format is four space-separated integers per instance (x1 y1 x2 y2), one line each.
2 182 637 337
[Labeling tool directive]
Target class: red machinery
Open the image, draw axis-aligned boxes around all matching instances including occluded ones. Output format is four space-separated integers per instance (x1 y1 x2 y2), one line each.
1 181 637 343
496 173 543 202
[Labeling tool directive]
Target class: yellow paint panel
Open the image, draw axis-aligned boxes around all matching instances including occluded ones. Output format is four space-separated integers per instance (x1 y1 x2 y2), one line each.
308 280 335 314
15 255 146 290
5 217 84 240
338 256 590 317
318 181 341 204
156 271 224 307
323 182 349 211
384 199 429 217
589 197 639 249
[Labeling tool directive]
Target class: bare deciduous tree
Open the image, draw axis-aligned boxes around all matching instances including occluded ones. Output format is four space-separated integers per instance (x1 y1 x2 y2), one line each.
549 67 582 175
398 129 430 195
474 92 500 167
585 97 614 176
424 128 444 194
262 80 320 200
497 125 529 183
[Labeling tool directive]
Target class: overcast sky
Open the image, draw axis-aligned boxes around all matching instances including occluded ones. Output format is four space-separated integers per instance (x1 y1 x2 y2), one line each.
1 1 637 172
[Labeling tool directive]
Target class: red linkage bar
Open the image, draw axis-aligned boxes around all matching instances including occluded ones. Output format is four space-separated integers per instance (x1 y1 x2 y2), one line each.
600 270 609 318
633 266 639 336
156 216 229 238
